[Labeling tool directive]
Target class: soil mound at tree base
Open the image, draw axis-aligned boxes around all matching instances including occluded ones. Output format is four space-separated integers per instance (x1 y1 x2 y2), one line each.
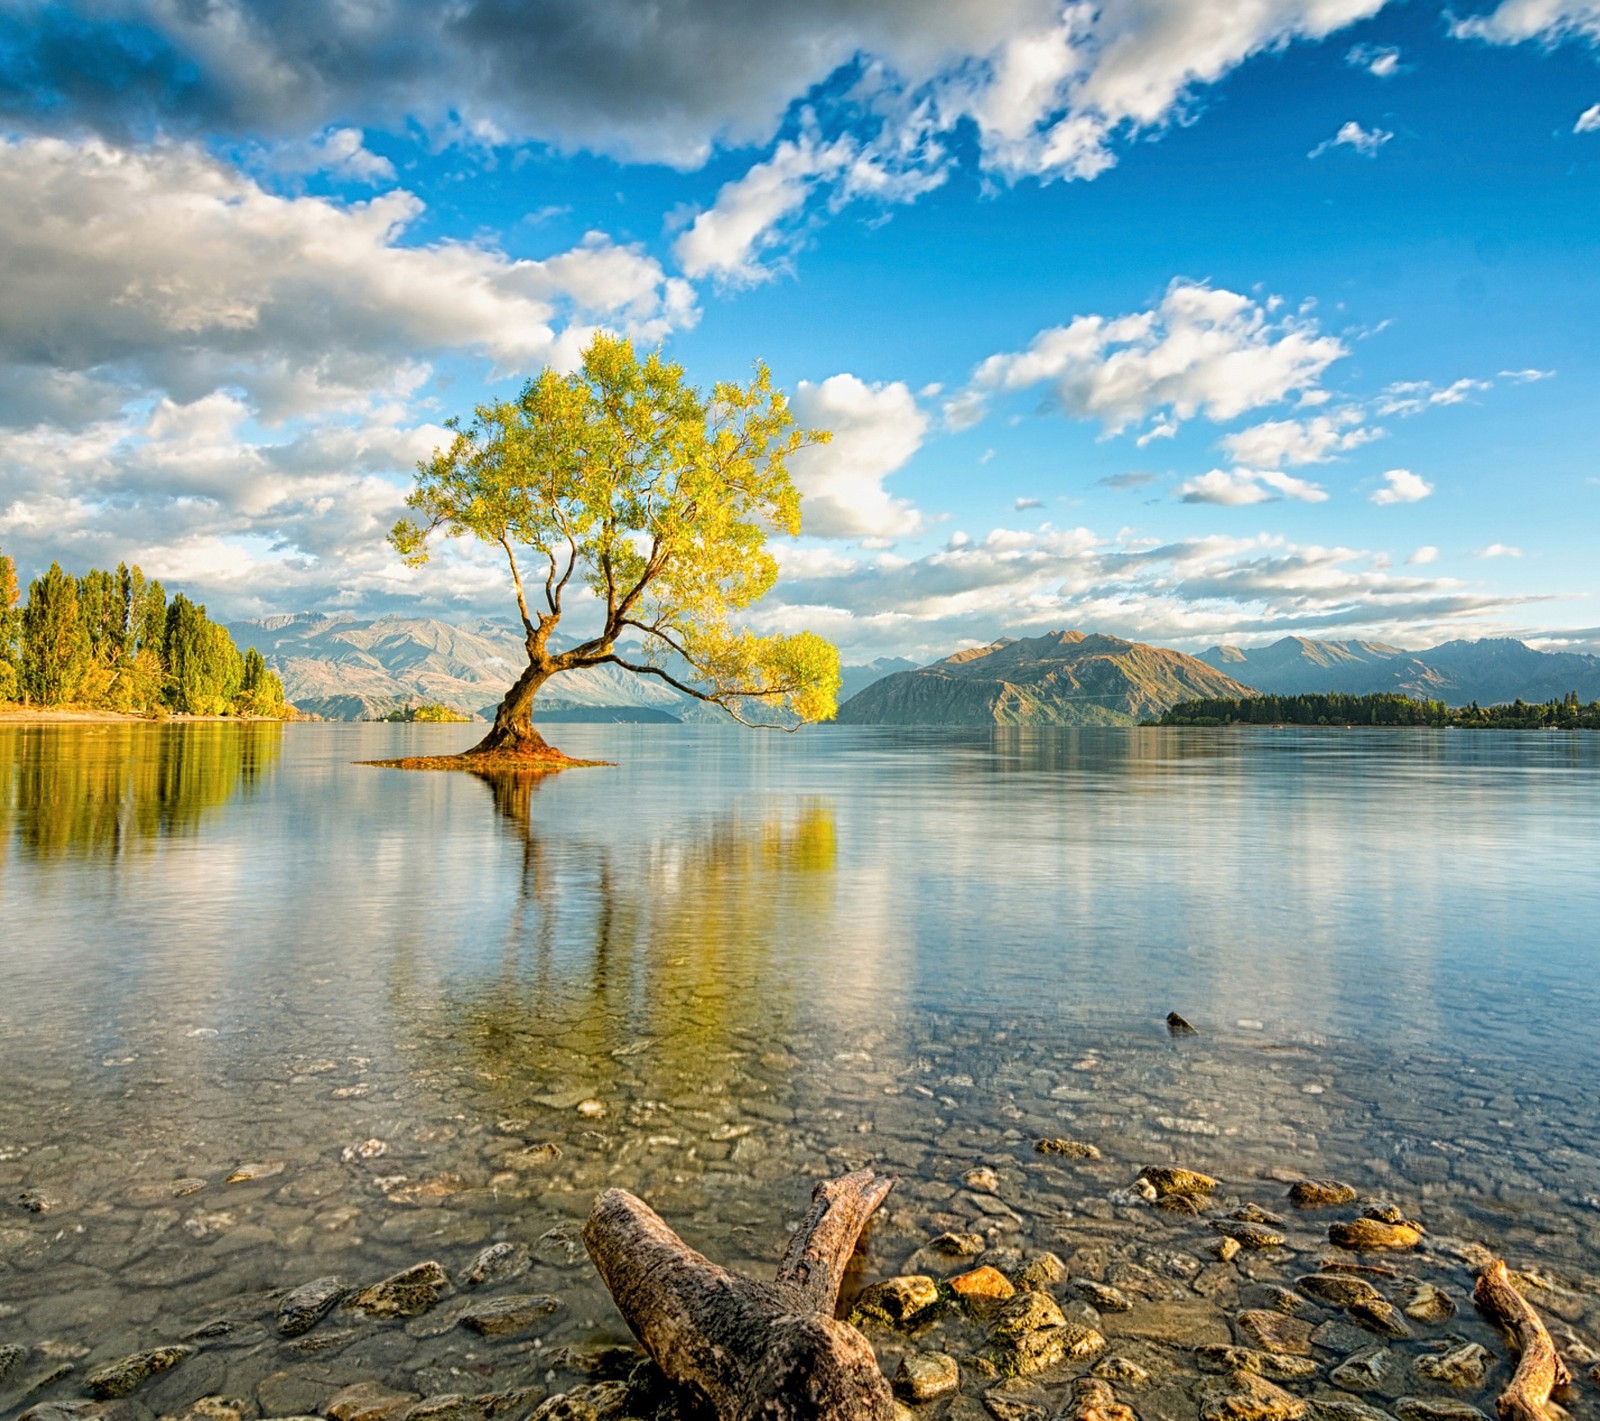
359 748 611 772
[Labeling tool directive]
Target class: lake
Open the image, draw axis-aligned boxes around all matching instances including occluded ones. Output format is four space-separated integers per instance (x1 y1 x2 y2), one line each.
2 722 1598 1418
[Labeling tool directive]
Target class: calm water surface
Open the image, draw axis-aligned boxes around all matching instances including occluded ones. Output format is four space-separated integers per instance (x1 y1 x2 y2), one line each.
1 723 1597 1416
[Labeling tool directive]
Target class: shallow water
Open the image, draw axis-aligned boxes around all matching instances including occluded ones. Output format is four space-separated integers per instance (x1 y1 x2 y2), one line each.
2 722 1598 1418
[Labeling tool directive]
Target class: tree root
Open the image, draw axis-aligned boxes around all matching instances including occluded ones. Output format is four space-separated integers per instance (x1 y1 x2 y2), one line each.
582 1169 897 1420
1473 1258 1572 1421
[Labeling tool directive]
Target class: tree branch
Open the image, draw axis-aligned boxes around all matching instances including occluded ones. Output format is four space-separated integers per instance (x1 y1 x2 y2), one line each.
500 536 535 636
591 655 806 731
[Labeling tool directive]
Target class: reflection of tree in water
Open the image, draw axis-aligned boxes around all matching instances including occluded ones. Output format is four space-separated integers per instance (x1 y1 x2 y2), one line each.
411 768 839 1111
0 723 282 860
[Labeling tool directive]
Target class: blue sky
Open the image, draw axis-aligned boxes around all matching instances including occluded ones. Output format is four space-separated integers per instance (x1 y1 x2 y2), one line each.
0 0 1596 660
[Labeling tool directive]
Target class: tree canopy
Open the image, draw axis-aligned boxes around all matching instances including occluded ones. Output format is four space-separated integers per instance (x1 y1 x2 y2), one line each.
0 544 284 718
389 335 841 757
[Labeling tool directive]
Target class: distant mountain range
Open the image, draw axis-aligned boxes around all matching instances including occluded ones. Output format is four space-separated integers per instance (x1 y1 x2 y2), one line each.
230 614 1600 723
227 614 920 722
1197 636 1600 706
835 631 1252 726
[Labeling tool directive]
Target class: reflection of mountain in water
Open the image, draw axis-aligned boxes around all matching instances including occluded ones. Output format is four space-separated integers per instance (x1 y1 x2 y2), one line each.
0 723 282 860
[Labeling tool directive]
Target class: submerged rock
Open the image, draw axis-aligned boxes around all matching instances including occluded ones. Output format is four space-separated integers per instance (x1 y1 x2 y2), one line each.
1213 1220 1288 1251
1197 1371 1308 1421
1071 1280 1132 1313
325 1381 418 1421
1298 1274 1383 1308
1017 1252 1066 1290
1414 1343 1494 1389
1393 1402 1489 1421
458 1294 562 1337
1347 1299 1411 1340
984 1290 1105 1375
1073 1376 1137 1421
894 1351 960 1402
0 1343 27 1386
463 1242 531 1287
1195 1347 1320 1382
1402 1284 1456 1324
1328 1218 1423 1252
1036 1138 1101 1159
350 1261 451 1318
84 1346 194 1399
930 1231 987 1258
1138 1166 1217 1198
964 1166 1001 1195
857 1275 939 1323
1330 1346 1399 1394
1236 1310 1315 1356
276 1277 349 1336
1290 1180 1358 1210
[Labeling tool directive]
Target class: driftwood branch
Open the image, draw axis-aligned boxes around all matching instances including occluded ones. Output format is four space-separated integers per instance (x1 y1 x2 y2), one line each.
583 1169 897 1419
1473 1258 1572 1421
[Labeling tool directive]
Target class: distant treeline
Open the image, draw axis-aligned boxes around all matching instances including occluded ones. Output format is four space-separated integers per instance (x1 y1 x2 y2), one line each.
0 546 286 716
1158 691 1600 729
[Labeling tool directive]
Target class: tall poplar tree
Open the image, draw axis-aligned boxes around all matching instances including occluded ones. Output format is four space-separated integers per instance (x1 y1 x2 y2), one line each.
19 563 90 705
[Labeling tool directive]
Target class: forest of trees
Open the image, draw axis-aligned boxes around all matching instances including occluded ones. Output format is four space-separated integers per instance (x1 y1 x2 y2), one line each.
0 545 286 717
1159 691 1600 729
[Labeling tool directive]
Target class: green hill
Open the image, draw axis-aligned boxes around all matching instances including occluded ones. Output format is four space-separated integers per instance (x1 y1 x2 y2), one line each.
836 631 1255 725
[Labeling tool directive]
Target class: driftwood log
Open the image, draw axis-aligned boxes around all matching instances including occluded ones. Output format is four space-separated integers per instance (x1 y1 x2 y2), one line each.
1473 1258 1572 1421
582 1169 897 1419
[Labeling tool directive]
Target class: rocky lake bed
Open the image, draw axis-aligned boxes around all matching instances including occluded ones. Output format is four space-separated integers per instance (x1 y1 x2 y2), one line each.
4 1014 1599 1421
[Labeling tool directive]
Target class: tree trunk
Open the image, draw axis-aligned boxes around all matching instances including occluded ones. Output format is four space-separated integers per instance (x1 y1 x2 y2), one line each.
583 1170 897 1420
467 658 558 757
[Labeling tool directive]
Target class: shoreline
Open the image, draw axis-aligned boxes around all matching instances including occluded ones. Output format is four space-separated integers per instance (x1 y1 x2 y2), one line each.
0 705 292 725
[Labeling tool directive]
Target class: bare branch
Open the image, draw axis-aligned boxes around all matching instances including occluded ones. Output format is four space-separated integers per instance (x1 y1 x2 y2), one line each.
500 536 536 636
592 655 806 732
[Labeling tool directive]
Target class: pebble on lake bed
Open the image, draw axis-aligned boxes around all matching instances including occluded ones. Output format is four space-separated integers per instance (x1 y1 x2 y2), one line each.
894 1350 960 1402
84 1346 194 1399
1139 1166 1219 1198
1035 1137 1101 1159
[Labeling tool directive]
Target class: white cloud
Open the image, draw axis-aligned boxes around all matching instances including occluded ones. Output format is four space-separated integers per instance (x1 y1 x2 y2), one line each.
951 281 1346 437
0 136 698 427
787 374 929 539
1374 376 1492 416
1370 468 1434 504
673 132 856 283
1015 496 1044 510
1577 104 1600 132
1220 409 1381 466
1346 43 1403 76
755 526 1534 662
1451 1 1600 46
1309 120 1394 158
1176 468 1330 505
1408 545 1440 565
268 127 396 183
1479 543 1524 558
1498 367 1557 382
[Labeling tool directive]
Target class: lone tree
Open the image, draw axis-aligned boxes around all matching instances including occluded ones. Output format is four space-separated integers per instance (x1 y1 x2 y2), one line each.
389 336 841 761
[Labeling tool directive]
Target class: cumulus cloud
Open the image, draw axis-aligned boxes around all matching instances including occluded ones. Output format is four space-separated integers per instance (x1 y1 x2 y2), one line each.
950 281 1346 438
1015 496 1044 510
787 374 928 539
1370 468 1434 504
1219 409 1381 466
1450 1 1600 47
752 525 1533 661
1176 468 1330 505
2 0 1393 184
1308 120 1394 158
1408 545 1440 564
267 127 396 182
1479 542 1523 558
1346 42 1403 76
0 136 697 428
1577 103 1600 132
